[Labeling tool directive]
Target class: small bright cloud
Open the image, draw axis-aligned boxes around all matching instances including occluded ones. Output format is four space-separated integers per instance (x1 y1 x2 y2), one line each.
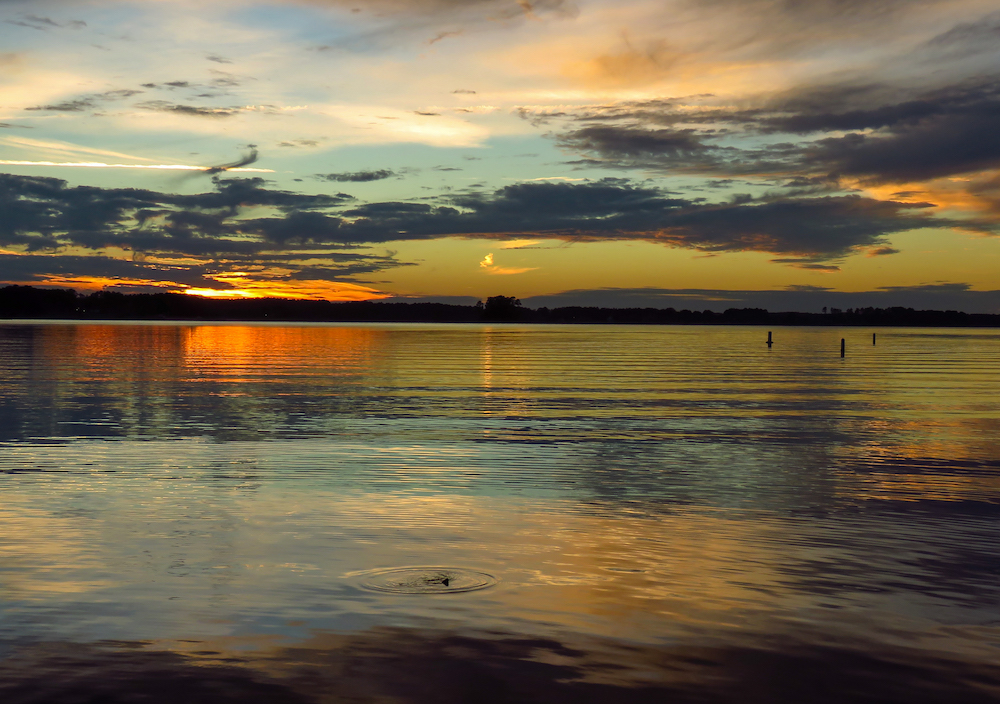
479 251 536 275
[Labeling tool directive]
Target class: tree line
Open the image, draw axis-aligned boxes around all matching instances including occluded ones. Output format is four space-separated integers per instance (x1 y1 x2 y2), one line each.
1 285 998 327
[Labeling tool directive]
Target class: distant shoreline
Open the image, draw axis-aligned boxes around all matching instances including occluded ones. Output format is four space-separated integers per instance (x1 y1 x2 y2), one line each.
3 285 1000 327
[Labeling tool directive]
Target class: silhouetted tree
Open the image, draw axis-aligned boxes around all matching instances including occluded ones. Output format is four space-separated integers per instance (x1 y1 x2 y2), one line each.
482 295 522 321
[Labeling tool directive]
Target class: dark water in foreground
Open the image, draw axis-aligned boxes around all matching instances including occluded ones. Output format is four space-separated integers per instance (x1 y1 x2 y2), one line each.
1 321 999 703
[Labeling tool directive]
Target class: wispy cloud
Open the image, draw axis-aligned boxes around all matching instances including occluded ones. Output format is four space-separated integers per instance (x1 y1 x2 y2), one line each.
1 137 157 163
0 160 272 172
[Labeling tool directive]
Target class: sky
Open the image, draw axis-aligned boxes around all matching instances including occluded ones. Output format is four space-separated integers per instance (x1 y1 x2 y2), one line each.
1 0 999 311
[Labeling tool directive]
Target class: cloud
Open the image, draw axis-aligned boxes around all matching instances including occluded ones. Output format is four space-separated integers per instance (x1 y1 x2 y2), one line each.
485 266 536 275
24 99 94 113
803 98 1000 184
499 239 540 248
0 142 270 175
0 173 948 267
665 0 962 59
867 246 901 256
0 250 401 293
316 169 396 182
330 180 937 258
556 124 721 172
477 251 535 275
566 38 682 88
0 159 272 173
522 177 586 182
204 147 260 175
0 136 158 163
0 252 221 289
135 101 241 118
0 173 353 256
303 0 572 15
523 283 1000 314
539 76 1000 226
25 89 143 113
923 10 1000 57
6 15 86 31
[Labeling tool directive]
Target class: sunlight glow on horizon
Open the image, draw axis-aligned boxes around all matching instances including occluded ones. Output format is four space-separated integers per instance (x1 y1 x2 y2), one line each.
184 288 259 298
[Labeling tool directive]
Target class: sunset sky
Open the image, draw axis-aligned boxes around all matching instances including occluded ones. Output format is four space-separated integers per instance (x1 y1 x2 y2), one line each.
1 0 999 311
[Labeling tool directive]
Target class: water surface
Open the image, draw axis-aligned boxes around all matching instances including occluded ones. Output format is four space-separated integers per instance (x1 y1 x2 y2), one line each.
1 322 999 702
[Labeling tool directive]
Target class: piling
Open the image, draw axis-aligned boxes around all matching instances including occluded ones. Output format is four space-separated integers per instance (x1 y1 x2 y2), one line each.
873 333 877 345
841 338 845 357
767 331 773 348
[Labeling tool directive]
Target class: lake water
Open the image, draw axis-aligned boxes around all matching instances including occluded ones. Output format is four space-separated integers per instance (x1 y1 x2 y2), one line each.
1 321 999 703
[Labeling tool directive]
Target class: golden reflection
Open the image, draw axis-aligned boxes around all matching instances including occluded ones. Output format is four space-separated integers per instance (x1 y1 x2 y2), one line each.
5 323 999 451
0 467 792 640
182 324 388 377
0 503 116 598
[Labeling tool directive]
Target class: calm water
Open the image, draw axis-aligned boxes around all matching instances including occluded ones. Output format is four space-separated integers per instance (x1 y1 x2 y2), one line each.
1 321 1000 703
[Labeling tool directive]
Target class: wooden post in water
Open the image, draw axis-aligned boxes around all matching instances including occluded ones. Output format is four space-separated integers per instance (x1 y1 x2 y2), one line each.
767 331 773 348
873 333 877 345
841 338 846 357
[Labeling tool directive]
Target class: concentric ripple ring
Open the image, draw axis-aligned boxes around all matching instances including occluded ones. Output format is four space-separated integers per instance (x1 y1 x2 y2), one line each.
357 567 499 594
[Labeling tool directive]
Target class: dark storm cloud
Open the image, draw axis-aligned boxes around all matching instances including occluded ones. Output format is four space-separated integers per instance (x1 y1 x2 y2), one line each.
286 254 411 280
0 252 221 288
802 98 1000 184
0 249 406 290
548 78 1000 187
316 169 396 183
0 172 938 264
327 181 933 258
0 173 353 256
556 124 724 172
184 176 353 212
616 194 933 257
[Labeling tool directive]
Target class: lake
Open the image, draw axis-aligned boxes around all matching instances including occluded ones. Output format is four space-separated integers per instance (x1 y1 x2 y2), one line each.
1 321 999 703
